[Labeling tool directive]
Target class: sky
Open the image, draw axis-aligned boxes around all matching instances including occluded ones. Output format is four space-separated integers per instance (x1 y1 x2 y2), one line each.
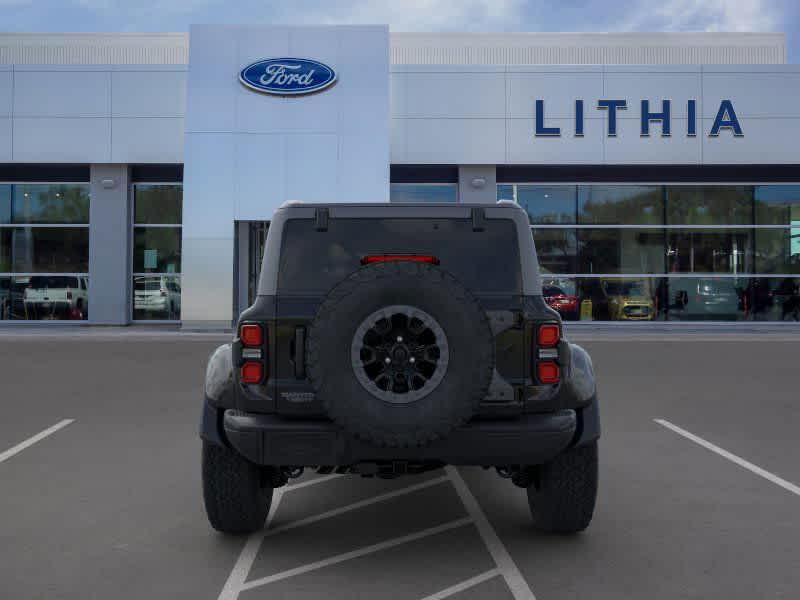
0 0 797 62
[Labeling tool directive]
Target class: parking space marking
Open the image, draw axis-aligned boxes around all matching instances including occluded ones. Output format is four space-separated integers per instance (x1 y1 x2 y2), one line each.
264 475 450 537
217 474 341 600
0 419 74 464
217 474 450 600
655 419 800 497
446 467 536 600
282 473 342 491
239 517 474 592
419 569 501 600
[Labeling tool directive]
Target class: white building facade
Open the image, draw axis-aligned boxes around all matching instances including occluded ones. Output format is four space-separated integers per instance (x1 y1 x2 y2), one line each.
0 29 798 326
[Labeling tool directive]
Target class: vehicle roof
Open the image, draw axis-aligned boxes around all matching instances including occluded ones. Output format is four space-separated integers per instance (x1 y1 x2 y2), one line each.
275 201 524 219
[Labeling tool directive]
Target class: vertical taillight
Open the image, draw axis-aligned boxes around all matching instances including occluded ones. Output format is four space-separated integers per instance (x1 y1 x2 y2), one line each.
240 324 263 347
533 323 561 385
537 324 560 347
239 323 267 384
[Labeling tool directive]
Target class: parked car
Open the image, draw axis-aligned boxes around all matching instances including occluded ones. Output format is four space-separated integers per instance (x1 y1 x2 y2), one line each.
598 278 655 321
200 202 599 535
542 280 579 320
23 275 88 320
670 278 741 321
133 276 181 319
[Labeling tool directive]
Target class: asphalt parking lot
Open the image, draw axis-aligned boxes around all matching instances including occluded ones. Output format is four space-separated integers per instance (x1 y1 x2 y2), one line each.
1 329 799 600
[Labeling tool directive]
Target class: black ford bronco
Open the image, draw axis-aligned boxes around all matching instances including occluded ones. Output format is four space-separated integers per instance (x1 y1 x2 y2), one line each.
200 202 599 534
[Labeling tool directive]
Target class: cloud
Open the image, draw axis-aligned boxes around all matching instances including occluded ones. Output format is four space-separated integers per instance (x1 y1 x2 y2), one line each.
276 0 525 31
622 0 781 32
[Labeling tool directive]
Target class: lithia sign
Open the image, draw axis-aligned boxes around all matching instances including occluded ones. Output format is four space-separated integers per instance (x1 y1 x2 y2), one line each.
535 99 743 138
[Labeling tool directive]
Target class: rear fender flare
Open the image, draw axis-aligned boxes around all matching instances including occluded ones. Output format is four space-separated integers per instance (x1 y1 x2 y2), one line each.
559 342 596 408
205 343 235 408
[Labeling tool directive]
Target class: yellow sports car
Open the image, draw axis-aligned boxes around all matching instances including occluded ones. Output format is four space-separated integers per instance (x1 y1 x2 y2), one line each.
600 279 655 321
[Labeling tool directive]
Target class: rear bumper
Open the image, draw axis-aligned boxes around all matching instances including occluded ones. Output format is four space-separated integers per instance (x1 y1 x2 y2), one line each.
221 409 577 467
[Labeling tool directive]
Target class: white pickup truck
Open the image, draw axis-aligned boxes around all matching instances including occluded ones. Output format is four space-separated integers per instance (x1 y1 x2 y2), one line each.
23 275 88 320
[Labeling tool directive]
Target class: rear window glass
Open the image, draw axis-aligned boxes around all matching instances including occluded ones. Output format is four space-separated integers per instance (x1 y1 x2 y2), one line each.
277 218 521 294
29 276 79 288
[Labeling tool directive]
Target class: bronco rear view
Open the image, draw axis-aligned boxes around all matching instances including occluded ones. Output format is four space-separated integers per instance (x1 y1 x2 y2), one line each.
200 202 600 534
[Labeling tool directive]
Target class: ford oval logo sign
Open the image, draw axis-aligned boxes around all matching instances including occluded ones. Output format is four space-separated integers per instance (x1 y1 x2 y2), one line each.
239 58 337 96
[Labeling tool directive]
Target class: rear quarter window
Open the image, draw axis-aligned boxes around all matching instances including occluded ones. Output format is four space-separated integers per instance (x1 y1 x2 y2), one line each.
277 218 521 295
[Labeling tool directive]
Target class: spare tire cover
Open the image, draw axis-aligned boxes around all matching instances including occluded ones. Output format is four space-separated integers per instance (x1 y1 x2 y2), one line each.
306 261 494 447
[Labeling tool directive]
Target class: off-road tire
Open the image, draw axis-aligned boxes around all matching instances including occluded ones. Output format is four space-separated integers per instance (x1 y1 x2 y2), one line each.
202 441 273 534
527 441 598 533
307 261 494 448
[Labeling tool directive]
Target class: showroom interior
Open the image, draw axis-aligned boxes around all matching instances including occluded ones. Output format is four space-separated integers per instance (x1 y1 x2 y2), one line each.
0 29 798 325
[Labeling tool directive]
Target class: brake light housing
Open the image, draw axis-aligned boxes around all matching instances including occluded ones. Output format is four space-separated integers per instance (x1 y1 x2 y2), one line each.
537 323 560 347
361 254 440 265
537 361 560 384
533 322 561 385
238 322 268 385
240 323 263 347
240 361 263 384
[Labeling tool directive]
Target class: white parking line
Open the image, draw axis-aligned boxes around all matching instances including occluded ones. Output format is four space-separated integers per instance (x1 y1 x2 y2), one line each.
0 419 74 464
283 473 342 491
218 473 343 600
217 474 446 600
265 475 450 537
419 569 500 600
445 466 536 600
655 418 800 497
239 517 473 591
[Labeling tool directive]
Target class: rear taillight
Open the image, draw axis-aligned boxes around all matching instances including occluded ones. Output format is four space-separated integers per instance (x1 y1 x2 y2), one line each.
537 323 560 347
240 323 263 347
361 254 440 265
537 361 560 384
240 361 263 384
533 323 561 385
238 323 267 384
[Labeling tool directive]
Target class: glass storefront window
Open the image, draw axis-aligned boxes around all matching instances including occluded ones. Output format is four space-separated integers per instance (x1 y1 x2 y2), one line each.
132 184 182 321
749 277 800 321
532 229 577 274
666 186 752 225
755 185 800 225
578 229 665 274
666 229 752 274
1 183 89 321
497 184 514 203
0 185 10 223
133 185 182 224
577 277 667 321
666 277 747 321
516 185 575 224
755 228 800 274
578 185 663 225
1 228 89 273
390 184 457 203
133 275 181 320
1 275 89 321
541 276 580 321
2 184 89 225
133 228 181 273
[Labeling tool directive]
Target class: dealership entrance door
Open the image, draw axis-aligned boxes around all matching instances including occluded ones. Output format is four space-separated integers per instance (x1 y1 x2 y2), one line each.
235 221 268 317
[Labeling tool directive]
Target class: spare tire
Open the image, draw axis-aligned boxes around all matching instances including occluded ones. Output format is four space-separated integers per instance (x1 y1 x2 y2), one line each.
306 260 494 447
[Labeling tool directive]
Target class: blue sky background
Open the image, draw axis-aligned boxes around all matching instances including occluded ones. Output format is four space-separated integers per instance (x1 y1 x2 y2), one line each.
1 0 798 62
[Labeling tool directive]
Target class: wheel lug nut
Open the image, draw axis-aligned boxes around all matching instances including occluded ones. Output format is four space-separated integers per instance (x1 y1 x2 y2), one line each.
409 357 415 363
384 357 391 364
396 336 403 342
